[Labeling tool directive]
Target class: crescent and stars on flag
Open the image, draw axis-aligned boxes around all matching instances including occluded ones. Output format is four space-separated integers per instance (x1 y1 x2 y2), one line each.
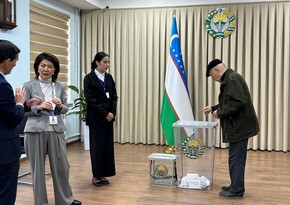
170 17 189 94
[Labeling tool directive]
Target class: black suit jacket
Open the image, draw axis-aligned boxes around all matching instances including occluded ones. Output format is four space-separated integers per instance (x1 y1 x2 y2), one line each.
84 71 118 126
0 75 24 166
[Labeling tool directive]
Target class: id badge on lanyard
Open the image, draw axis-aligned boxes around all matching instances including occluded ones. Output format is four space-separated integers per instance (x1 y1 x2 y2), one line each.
49 112 58 125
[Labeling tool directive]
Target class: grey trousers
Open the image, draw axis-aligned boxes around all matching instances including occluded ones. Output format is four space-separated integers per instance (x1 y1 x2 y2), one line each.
24 132 74 205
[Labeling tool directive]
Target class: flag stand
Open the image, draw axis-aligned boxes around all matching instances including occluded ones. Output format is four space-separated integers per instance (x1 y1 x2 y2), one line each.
163 145 175 154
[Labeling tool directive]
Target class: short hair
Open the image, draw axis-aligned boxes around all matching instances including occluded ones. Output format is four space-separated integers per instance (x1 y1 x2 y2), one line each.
0 40 21 63
33 52 60 82
91 52 110 71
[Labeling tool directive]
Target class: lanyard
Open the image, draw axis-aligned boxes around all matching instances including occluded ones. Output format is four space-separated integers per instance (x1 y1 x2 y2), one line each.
49 82 56 116
52 82 56 98
94 72 106 91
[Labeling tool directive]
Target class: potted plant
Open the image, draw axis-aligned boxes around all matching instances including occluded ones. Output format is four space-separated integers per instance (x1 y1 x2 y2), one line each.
67 85 87 121
67 85 89 150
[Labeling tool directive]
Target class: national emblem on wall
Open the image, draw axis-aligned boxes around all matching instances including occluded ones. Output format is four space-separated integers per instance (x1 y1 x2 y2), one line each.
205 8 236 38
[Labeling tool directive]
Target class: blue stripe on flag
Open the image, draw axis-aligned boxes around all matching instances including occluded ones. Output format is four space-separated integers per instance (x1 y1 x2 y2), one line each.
170 16 189 94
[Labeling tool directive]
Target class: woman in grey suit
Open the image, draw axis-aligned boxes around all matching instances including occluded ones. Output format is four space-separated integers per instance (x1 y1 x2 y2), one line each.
23 53 81 205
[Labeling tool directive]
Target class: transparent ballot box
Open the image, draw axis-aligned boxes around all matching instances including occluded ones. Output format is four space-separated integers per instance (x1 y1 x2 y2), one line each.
173 120 218 190
148 153 176 186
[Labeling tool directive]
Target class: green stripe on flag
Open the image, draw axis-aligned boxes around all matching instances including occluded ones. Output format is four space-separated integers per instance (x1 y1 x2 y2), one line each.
160 92 178 146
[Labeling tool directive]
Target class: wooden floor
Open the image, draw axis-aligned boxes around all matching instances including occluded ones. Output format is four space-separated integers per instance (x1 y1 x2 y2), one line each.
16 142 290 205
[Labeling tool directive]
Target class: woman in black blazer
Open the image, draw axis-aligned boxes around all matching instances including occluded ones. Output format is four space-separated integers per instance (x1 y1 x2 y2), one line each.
84 52 118 187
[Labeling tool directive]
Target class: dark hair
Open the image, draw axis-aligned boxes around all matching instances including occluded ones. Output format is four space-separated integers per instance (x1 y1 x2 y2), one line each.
34 52 60 82
0 40 21 63
91 52 109 71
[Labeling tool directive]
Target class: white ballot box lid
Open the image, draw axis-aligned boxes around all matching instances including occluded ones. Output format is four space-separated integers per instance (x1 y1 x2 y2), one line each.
148 153 176 161
172 120 218 129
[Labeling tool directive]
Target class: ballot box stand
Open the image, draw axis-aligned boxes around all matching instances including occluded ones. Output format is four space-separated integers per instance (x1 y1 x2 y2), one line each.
173 120 218 190
148 153 177 186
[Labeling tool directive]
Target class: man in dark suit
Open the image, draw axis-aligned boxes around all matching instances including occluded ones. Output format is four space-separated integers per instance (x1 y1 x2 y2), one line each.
0 40 26 205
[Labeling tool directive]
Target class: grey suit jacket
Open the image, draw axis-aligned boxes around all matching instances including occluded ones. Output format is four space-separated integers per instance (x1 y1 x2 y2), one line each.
23 79 69 133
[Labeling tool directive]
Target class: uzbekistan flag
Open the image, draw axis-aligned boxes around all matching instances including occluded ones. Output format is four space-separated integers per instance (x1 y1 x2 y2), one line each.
160 16 194 146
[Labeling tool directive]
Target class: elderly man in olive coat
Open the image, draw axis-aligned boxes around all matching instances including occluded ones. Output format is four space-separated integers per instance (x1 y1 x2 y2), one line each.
203 59 259 198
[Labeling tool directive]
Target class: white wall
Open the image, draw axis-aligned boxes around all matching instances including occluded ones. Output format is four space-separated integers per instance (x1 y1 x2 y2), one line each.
0 0 81 142
0 0 30 89
0 0 80 90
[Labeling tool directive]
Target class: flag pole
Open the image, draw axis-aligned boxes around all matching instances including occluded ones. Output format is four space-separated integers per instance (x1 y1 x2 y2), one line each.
163 10 176 155
161 10 194 154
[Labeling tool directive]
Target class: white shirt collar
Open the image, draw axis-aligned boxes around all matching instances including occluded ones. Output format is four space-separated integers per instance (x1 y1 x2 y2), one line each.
94 69 105 81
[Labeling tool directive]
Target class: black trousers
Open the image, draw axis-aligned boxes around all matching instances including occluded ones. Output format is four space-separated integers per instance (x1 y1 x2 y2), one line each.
0 160 19 205
228 138 249 193
89 123 116 179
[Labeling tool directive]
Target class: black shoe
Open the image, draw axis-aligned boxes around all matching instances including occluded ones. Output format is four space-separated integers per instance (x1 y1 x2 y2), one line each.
101 177 110 185
219 190 243 198
71 199 82 205
92 178 103 187
221 186 245 193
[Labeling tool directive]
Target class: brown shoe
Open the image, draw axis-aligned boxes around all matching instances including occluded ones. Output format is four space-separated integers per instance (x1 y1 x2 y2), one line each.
221 186 230 191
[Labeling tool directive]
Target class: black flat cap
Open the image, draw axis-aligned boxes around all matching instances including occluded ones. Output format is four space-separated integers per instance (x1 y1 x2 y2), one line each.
206 59 222 77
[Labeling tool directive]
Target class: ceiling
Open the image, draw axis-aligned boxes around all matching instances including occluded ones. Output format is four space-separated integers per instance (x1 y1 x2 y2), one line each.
59 0 288 10
59 0 102 10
